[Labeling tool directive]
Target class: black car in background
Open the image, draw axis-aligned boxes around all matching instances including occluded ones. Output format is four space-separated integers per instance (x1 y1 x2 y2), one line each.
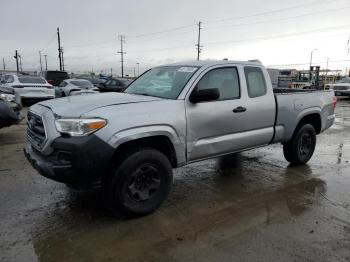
0 87 22 129
80 77 107 87
39 71 69 86
97 78 131 92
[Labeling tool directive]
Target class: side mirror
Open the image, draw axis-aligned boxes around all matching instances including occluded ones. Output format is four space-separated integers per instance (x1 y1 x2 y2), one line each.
189 88 220 103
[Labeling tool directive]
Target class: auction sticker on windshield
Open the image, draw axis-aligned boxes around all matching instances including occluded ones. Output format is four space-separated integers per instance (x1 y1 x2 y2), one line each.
178 67 197 73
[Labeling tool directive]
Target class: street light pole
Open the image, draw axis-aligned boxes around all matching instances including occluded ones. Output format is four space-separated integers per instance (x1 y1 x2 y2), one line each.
309 49 317 68
44 54 48 71
136 62 140 76
325 57 329 77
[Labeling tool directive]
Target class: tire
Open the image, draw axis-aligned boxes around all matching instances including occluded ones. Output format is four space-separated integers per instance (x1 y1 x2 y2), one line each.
106 148 173 216
283 124 316 165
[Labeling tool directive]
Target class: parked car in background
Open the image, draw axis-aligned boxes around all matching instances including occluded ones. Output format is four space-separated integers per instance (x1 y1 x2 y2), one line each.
0 74 54 103
326 77 350 97
79 77 107 87
55 79 99 97
39 71 69 86
0 86 22 129
97 78 131 92
24 60 336 216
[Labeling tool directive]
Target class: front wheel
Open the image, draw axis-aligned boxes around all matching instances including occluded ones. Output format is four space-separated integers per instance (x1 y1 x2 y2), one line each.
283 124 316 165
106 148 173 216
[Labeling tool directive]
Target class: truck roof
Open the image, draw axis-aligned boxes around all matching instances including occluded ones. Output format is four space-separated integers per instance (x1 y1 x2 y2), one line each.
161 60 263 68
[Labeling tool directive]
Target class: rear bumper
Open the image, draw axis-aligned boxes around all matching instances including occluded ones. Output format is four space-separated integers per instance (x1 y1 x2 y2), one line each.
0 101 21 128
15 88 55 99
24 134 115 185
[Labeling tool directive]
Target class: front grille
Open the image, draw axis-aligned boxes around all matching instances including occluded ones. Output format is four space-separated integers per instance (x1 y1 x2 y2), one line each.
333 86 348 91
27 112 46 148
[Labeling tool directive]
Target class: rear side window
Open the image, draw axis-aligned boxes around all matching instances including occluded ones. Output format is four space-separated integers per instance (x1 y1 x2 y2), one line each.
71 80 93 87
46 71 69 79
18 77 46 84
197 67 240 100
244 67 267 98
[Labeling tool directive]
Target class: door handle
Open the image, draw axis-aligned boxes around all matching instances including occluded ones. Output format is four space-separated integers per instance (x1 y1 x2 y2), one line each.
232 106 247 113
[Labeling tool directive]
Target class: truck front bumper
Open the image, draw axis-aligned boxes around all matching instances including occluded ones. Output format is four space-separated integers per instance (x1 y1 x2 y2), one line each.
24 134 115 186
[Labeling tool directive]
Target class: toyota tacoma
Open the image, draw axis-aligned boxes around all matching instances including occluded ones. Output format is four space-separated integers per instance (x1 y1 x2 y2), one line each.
24 60 336 216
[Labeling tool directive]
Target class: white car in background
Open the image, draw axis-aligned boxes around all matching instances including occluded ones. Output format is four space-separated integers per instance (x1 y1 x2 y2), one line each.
0 74 54 102
326 77 350 97
56 79 99 97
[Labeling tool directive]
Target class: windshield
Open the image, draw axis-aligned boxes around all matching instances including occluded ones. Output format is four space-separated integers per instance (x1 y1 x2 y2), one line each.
125 66 199 99
337 77 350 84
71 80 93 87
18 77 47 84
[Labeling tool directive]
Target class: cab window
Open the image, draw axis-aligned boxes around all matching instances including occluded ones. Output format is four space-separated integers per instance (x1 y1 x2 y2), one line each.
197 67 240 100
244 67 267 98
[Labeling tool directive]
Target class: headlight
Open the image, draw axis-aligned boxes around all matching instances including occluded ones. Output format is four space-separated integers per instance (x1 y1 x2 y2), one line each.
0 93 15 102
55 118 107 136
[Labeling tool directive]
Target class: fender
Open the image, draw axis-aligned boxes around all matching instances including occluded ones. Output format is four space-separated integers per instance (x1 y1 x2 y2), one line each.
286 106 321 140
107 125 187 166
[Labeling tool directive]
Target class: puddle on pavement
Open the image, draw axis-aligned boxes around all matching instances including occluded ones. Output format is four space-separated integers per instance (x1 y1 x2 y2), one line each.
31 153 333 262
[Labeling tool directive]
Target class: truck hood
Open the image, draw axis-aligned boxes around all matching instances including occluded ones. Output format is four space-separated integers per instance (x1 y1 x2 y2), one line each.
37 92 163 117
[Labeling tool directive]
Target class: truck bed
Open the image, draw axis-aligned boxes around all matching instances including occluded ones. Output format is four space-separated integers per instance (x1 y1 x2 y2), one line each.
272 89 335 143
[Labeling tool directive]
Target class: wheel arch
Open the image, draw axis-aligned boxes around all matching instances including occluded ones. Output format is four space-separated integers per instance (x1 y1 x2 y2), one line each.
291 112 322 140
108 126 186 168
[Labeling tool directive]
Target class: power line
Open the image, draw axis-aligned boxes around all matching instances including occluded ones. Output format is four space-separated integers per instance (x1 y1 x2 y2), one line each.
205 5 350 31
127 24 195 39
40 33 57 52
205 0 343 24
205 23 350 46
53 0 344 51
267 59 350 67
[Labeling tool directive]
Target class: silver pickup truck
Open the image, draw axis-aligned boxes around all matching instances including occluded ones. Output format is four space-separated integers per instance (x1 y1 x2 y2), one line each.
24 60 336 216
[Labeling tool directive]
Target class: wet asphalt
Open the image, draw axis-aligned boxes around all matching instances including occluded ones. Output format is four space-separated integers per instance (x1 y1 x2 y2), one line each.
0 99 350 262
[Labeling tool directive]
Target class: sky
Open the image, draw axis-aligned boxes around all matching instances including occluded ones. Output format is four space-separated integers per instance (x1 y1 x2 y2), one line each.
1 0 350 76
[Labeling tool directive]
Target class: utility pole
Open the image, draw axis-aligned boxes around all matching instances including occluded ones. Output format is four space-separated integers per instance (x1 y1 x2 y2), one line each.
2 58 5 71
39 51 43 72
133 67 136 78
57 27 62 71
110 68 113 77
14 50 19 73
325 57 329 77
196 21 203 61
117 35 126 78
19 54 22 72
309 49 317 68
61 48 65 71
136 62 140 76
44 54 48 71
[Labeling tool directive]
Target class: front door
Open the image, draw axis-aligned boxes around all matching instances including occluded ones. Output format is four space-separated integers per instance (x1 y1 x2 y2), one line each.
186 65 275 162
186 66 248 161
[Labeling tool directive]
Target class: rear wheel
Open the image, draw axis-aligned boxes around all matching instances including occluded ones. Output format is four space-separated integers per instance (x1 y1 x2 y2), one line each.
283 124 316 165
106 148 172 216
